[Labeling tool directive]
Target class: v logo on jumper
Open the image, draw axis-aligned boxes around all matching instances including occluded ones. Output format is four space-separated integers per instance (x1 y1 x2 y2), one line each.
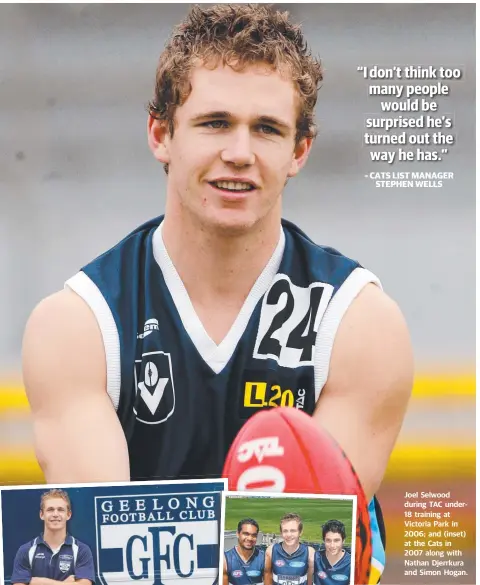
134 351 176 424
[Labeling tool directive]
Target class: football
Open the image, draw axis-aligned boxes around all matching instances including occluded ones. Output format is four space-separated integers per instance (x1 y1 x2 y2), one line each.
222 407 372 585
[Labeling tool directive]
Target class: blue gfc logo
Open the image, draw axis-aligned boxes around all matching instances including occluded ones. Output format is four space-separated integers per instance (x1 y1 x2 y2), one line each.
95 493 220 585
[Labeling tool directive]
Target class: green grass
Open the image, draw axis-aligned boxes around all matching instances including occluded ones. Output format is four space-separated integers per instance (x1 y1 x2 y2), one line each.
225 496 353 544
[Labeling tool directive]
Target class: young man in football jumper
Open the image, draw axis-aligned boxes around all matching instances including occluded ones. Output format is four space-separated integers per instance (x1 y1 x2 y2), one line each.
264 514 314 585
224 518 265 585
314 520 351 585
23 5 413 583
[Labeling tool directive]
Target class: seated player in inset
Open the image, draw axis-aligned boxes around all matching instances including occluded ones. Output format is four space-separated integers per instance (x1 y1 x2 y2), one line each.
314 520 351 585
264 513 315 585
224 518 265 585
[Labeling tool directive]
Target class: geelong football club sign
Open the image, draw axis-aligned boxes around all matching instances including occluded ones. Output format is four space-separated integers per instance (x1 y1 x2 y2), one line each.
95 489 222 585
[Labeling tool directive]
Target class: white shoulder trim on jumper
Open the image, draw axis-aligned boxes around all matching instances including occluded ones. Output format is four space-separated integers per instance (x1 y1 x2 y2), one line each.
314 267 382 402
65 271 121 410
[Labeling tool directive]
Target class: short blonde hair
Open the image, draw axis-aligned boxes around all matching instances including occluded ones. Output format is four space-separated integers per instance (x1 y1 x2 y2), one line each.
40 489 71 512
280 512 303 533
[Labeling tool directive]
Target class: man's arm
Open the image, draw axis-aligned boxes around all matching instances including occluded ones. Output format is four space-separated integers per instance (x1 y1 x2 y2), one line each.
307 546 315 585
314 284 414 501
22 288 130 483
11 545 33 585
74 543 96 585
223 556 228 585
30 577 75 585
263 545 273 585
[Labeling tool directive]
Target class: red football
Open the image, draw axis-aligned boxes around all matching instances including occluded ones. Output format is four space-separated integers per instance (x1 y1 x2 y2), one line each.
222 407 372 585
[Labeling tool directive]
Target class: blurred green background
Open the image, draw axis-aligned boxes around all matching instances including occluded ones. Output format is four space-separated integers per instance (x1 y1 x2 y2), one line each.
224 495 353 543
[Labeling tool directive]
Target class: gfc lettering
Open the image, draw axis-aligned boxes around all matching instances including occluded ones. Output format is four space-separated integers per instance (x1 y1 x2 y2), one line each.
126 527 195 584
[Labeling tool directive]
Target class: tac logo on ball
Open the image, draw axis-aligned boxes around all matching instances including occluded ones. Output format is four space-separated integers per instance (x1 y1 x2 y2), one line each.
95 492 221 585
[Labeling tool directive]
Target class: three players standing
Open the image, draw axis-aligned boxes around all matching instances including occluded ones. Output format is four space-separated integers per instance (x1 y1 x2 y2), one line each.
225 515 351 585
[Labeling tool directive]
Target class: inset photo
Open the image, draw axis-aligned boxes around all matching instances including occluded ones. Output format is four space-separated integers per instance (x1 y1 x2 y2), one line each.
1 479 226 585
222 493 355 585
